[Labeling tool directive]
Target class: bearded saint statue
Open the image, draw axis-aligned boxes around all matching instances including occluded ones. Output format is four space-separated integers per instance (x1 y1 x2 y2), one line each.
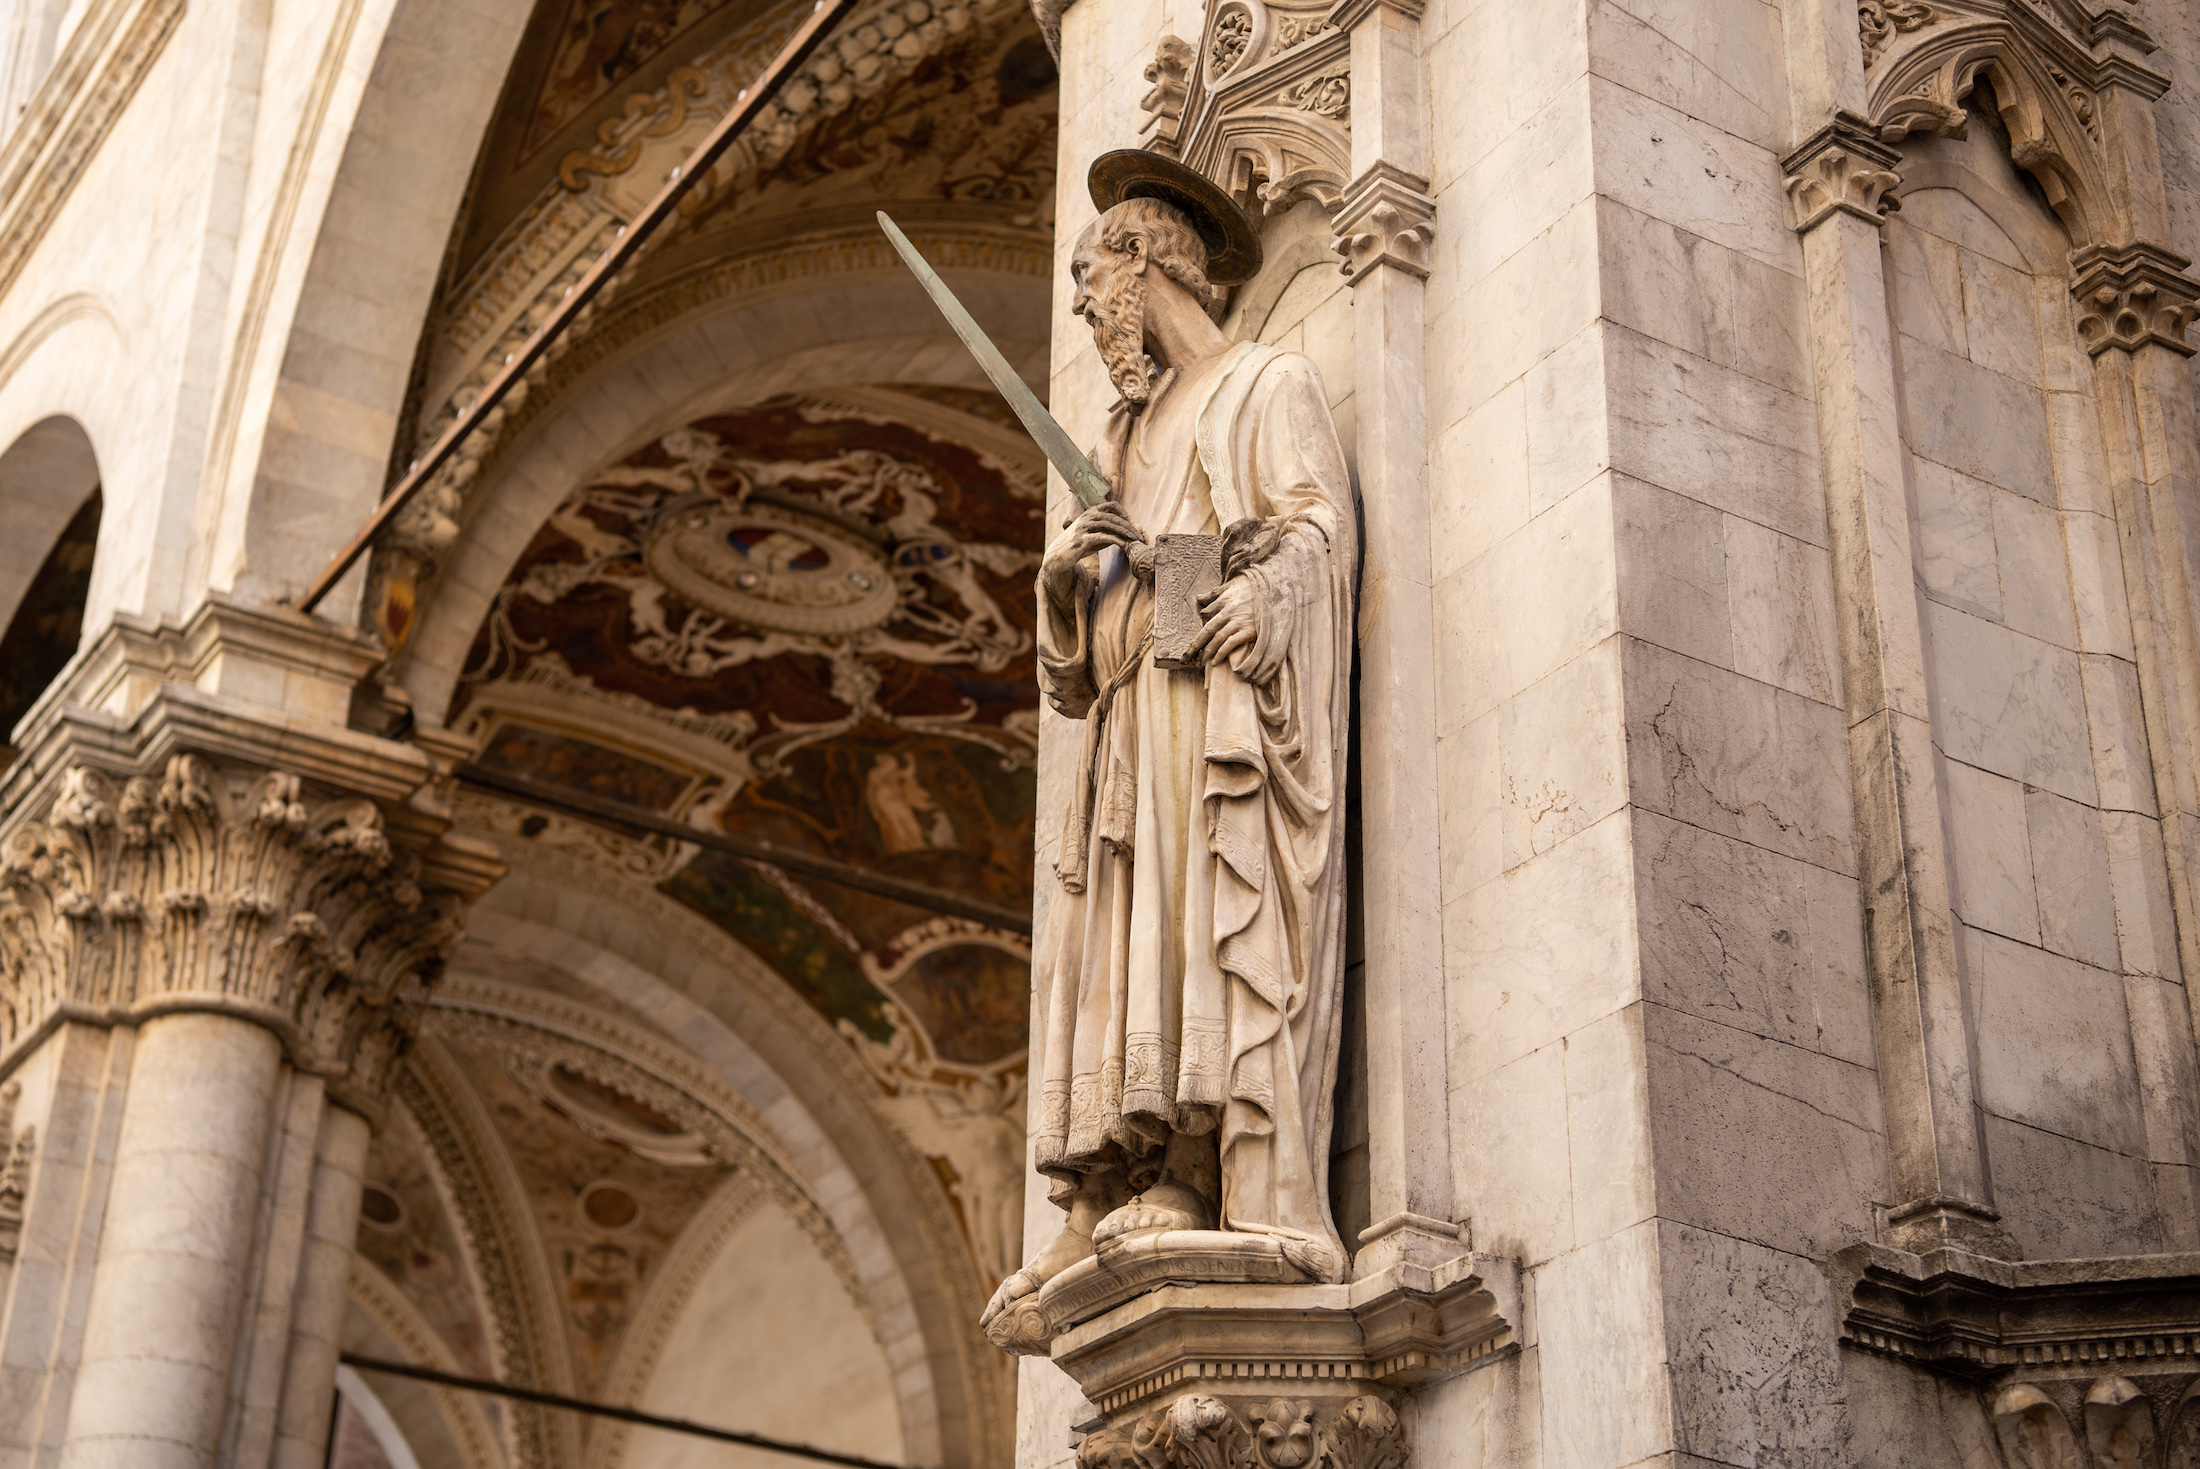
982 153 1357 1354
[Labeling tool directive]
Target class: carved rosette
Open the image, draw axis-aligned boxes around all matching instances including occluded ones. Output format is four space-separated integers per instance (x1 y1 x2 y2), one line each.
1781 117 1904 234
0 756 478 1107
1079 1393 1405 1469
2070 242 2200 357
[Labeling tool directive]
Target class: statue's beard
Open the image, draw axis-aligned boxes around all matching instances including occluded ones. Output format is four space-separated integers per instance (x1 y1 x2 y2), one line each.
1087 276 1154 406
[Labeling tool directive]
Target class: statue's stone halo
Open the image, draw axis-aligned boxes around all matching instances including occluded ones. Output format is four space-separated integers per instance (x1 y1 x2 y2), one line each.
1087 149 1264 285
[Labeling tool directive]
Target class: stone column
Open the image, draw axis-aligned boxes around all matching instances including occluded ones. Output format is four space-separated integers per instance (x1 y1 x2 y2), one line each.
0 596 501 1469
1325 0 1456 1277
59 1012 285 1467
271 1102 371 1469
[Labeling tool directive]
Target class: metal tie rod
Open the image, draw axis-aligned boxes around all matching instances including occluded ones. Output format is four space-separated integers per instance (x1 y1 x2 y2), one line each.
297 0 862 613
340 1354 920 1469
457 761 1033 935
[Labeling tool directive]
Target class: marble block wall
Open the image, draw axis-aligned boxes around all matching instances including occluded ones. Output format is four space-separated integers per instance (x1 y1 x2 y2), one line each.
1029 0 2200 1465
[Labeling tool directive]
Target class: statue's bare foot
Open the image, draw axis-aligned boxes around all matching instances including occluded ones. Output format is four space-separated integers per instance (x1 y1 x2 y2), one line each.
1091 1181 1214 1250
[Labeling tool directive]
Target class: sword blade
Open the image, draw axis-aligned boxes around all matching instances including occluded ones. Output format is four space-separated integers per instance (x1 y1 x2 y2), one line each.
877 212 1113 509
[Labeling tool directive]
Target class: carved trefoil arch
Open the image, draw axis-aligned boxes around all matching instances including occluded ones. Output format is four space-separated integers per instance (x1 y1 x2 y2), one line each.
1136 0 1351 221
1859 0 2170 257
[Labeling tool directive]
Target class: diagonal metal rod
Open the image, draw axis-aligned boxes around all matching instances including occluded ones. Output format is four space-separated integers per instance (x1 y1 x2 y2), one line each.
456 761 1033 934
297 0 862 614
340 1355 919 1469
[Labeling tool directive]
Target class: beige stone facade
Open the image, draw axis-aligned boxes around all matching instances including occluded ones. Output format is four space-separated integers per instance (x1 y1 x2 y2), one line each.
2 0 2200 1464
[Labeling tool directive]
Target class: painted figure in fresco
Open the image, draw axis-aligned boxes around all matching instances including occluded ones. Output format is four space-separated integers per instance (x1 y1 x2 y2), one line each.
980 154 1357 1353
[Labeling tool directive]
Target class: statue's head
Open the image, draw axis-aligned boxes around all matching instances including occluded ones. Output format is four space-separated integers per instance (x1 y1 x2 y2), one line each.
1070 197 1220 405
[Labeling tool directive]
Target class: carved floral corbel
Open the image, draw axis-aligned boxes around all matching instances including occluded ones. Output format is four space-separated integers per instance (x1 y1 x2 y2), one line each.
1781 115 1903 233
2070 241 2200 356
1330 165 1433 280
1079 1393 1406 1469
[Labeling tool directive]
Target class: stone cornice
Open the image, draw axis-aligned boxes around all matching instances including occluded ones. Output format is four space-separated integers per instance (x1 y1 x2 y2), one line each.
1835 1241 2200 1376
0 0 184 298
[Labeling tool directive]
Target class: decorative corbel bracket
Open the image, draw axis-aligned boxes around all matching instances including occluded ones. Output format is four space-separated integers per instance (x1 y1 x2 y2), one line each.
1330 163 1433 281
1781 114 1904 233
2070 241 2200 356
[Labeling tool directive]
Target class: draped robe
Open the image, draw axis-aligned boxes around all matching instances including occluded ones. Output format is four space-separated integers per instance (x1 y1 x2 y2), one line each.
1033 341 1356 1277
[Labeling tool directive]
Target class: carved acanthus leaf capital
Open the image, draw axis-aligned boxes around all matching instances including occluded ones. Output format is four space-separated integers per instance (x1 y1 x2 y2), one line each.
0 755 488 1102
1782 116 1904 233
1331 166 1434 282
1087 1393 1403 1469
2070 242 2200 356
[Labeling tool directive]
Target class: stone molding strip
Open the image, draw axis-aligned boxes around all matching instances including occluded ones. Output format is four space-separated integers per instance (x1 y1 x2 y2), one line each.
1836 1242 2200 1375
0 0 184 298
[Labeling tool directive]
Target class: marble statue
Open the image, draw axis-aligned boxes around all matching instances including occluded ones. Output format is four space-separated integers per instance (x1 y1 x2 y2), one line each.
982 153 1358 1354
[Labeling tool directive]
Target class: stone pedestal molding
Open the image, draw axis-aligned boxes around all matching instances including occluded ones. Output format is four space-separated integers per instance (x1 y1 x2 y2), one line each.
1054 1257 1519 1468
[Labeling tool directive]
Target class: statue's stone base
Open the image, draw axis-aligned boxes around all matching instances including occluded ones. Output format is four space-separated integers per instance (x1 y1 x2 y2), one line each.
1050 1255 1520 1468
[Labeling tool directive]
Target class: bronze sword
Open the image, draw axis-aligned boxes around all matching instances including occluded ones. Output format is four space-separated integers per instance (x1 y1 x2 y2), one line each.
875 211 1219 667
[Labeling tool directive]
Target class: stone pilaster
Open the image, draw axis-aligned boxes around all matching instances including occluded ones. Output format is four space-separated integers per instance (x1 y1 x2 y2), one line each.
1780 113 2009 1256
0 594 500 1469
1324 0 1456 1281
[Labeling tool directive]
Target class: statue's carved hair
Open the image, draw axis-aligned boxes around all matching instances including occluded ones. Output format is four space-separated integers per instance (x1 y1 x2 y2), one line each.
1096 197 1222 307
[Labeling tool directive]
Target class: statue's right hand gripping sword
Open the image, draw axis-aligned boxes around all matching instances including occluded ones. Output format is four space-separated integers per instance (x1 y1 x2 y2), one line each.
878 211 1218 668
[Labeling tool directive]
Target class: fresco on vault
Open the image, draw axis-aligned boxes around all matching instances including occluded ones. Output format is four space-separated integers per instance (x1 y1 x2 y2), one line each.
456 395 1040 1072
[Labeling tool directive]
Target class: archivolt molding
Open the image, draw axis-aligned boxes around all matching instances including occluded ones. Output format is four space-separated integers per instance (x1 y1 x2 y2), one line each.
467 840 1011 1465
425 974 822 1219
0 0 184 299
579 1172 773 1469
0 291 124 398
368 220 1049 657
348 1257 507 1469
1862 3 2163 250
397 1040 574 1469
376 0 1036 608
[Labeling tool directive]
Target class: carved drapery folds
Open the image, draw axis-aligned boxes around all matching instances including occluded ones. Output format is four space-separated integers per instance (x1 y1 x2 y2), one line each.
0 755 474 1104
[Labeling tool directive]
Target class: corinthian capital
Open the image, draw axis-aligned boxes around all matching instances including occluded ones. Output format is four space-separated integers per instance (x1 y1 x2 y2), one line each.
0 755 489 1108
0 596 501 1114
